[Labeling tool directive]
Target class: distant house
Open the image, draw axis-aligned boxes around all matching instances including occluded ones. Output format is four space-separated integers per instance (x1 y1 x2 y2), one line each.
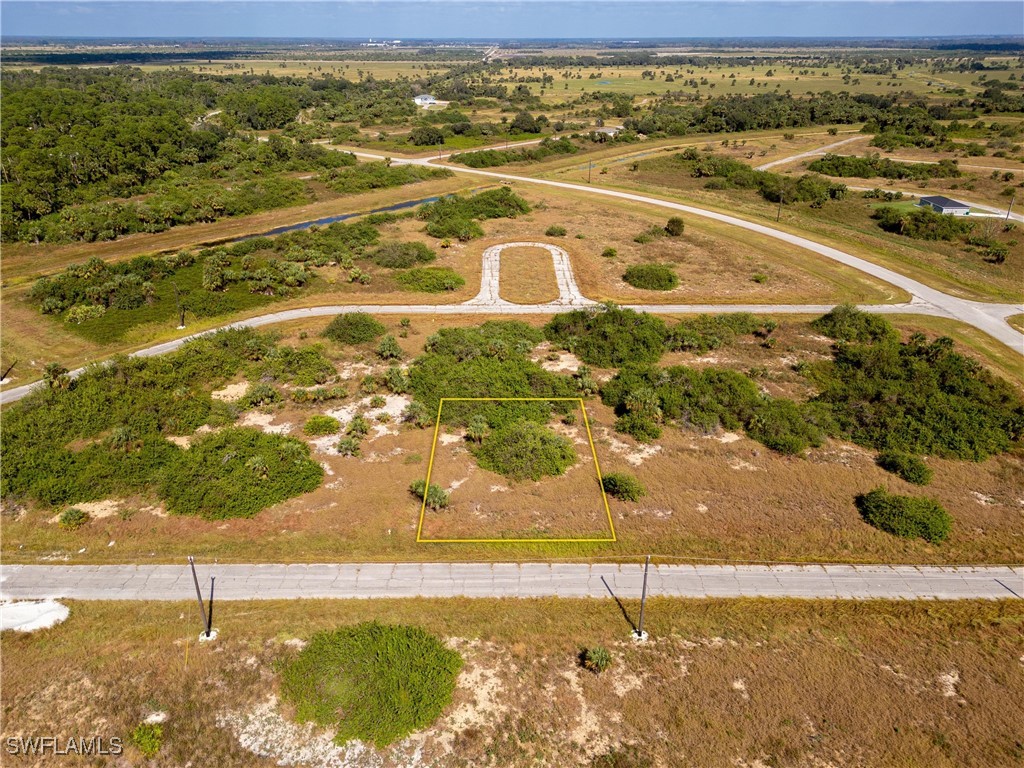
413 94 438 108
592 125 624 137
917 195 971 216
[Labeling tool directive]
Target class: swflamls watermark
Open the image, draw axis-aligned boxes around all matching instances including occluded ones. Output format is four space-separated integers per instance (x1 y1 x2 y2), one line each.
4 735 124 756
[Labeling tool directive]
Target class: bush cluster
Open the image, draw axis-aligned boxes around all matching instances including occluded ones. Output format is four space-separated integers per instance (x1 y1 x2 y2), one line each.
807 315 1023 460
600 472 646 501
279 622 462 747
370 241 437 269
452 137 579 168
396 267 466 293
474 421 577 482
856 487 952 544
544 305 669 367
602 364 831 454
623 264 679 291
659 148 847 207
318 162 452 194
418 188 530 241
409 479 450 510
877 451 933 485
872 207 974 241
0 329 324 517
322 313 386 345
808 153 961 181
303 415 341 436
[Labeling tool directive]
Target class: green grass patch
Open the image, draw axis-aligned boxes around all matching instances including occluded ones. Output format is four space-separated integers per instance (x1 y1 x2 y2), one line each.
279 622 462 747
395 267 466 293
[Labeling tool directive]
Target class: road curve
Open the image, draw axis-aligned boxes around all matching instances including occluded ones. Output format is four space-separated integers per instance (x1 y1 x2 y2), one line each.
1 563 1021 602
3 155 1021 405
400 158 1023 347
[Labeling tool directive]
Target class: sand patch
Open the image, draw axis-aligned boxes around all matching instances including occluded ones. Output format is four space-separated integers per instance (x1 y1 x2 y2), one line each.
218 695 381 768
212 381 249 402
240 411 294 435
603 428 662 466
729 458 764 472
707 431 742 444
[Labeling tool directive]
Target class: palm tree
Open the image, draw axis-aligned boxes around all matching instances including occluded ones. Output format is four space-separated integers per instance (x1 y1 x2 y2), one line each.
466 415 489 444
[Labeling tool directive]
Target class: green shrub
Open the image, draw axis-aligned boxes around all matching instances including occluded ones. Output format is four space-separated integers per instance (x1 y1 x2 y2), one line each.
600 472 646 501
601 247 617 258
807 332 1023 460
545 305 668 367
409 479 450 509
59 507 90 530
419 188 530 242
279 622 462 747
665 217 685 236
238 382 281 409
877 451 933 485
159 428 322 519
303 415 340 436
129 723 163 758
474 421 577 482
602 364 830 453
322 313 386 345
856 487 952 544
396 267 466 293
583 646 613 674
623 264 678 291
376 334 403 360
545 225 567 236
810 304 898 343
336 435 362 457
370 241 436 269
665 313 763 354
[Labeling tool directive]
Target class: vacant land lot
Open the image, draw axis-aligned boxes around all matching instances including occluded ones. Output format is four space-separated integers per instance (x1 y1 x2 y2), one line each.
3 314 1020 567
3 598 1021 767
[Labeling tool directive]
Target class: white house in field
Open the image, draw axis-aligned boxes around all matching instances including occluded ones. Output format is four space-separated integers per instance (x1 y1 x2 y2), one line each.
413 94 438 108
917 195 971 216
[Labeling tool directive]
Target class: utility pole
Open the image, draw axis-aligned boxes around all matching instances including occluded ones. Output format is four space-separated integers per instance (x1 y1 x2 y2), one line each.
588 160 593 184
188 556 215 640
633 555 651 642
1007 192 1015 221
776 191 784 222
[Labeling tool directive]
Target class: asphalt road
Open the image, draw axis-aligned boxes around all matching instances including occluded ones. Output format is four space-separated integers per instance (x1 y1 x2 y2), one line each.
1 563 1020 601
3 145 1021 407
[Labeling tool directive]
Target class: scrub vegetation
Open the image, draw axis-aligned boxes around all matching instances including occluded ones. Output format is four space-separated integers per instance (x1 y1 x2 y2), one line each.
279 622 462 747
0 328 323 516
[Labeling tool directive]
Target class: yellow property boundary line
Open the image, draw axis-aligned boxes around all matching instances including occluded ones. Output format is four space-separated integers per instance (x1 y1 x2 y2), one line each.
416 397 617 544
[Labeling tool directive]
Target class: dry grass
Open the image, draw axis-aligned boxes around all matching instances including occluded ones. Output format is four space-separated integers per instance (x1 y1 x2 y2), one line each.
497 246 561 304
1007 314 1024 334
2 598 1022 767
420 406 612 541
4 315 1022 567
555 153 1024 303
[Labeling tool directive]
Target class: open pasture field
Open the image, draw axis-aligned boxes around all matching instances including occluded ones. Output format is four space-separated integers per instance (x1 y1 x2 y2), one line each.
486 56 1024 104
3 598 1022 767
3 312 1021 567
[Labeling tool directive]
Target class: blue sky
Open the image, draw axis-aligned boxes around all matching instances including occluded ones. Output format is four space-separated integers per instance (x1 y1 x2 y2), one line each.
2 1 1022 39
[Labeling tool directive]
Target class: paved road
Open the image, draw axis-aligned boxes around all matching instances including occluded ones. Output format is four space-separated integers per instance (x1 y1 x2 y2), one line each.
1 563 1020 601
3 147 1021 405
754 135 867 170
464 241 596 307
